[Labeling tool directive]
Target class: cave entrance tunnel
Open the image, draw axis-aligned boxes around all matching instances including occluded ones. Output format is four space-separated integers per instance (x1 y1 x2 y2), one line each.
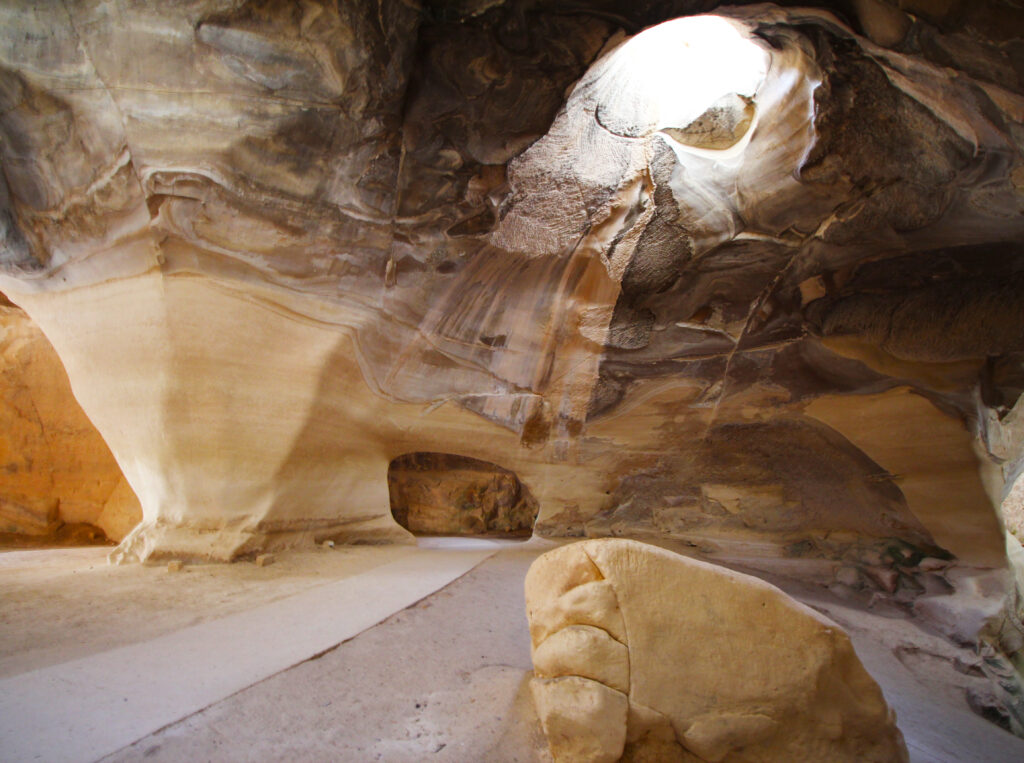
387 452 539 539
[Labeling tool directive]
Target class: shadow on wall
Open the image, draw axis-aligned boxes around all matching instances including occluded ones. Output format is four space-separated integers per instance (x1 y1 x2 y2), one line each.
388 452 539 538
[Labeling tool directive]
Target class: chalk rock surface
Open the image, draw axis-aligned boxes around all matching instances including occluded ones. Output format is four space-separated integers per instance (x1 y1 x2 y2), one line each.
525 538 908 762
0 0 1022 569
0 295 140 541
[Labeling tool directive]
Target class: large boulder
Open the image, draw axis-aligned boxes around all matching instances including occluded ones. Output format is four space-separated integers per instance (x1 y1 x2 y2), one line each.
525 538 908 762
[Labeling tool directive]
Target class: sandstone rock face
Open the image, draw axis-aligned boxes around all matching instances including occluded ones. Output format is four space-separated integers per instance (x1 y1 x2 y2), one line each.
0 295 140 542
0 0 1022 569
525 538 909 762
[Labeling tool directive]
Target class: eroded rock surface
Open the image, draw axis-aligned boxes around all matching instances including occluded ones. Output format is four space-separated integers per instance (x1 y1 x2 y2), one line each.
0 0 1021 585
0 294 140 543
525 538 909 762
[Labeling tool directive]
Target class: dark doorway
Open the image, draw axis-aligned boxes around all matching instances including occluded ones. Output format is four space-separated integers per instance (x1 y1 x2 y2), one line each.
387 452 538 538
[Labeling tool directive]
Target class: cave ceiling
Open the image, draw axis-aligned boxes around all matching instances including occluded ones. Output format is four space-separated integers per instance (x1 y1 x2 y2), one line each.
0 0 1022 567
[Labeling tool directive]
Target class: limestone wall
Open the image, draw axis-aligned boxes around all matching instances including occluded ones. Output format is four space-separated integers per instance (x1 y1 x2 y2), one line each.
0 295 140 542
0 0 1021 574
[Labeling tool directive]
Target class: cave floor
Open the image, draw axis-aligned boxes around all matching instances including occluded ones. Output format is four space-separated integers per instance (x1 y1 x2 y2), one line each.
0 540 1022 762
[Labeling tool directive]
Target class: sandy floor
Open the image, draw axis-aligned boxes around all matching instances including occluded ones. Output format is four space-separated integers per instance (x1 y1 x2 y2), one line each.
2 541 1024 762
0 544 418 678
106 548 549 763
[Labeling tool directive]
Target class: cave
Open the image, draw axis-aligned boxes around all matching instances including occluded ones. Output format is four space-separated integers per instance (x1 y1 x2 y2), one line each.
2 0 1024 760
388 452 539 537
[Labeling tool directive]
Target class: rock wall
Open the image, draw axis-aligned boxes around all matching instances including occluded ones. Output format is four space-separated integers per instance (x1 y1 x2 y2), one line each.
0 293 140 542
0 0 1022 573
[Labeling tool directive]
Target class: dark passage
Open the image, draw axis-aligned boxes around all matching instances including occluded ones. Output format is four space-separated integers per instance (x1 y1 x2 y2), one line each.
387 452 538 537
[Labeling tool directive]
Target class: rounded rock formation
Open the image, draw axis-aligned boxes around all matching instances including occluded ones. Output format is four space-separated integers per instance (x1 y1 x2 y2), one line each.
525 538 909 762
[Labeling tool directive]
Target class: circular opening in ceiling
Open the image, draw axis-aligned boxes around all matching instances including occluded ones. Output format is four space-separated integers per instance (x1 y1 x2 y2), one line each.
593 15 769 151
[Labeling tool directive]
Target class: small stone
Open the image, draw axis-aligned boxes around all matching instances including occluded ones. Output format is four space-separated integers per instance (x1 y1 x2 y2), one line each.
918 557 949 572
255 553 275 567
863 565 899 593
322 540 335 549
828 582 861 602
798 275 827 306
860 550 884 566
835 566 861 587
853 0 910 48
166 560 184 572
